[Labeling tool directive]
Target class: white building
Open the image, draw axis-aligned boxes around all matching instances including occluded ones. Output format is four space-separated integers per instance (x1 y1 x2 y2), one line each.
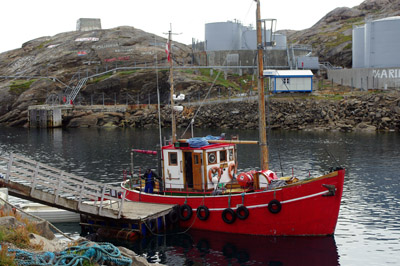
263 70 313 93
76 18 102 31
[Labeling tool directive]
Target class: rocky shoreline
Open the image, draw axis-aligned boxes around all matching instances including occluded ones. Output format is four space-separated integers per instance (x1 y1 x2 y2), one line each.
61 92 400 132
0 188 161 266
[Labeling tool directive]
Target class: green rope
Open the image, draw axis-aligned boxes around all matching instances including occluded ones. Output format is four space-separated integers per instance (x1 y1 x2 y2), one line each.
0 241 132 266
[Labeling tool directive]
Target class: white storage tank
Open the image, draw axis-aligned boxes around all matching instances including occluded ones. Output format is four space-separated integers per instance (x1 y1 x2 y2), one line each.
272 33 287 50
241 29 286 50
352 25 365 68
364 17 400 68
241 28 257 50
205 21 242 51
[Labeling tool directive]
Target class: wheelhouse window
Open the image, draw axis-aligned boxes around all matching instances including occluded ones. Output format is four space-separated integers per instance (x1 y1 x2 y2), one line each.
208 151 217 165
169 152 178 166
220 150 227 162
228 149 234 161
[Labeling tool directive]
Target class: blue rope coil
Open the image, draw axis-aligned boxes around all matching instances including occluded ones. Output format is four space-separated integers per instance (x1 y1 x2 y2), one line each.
0 241 132 266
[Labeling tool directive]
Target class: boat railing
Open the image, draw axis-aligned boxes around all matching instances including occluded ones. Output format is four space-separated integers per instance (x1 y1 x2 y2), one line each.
125 179 273 195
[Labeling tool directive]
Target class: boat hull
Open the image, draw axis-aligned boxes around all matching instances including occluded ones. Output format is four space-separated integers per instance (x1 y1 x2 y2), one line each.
20 203 80 223
122 169 345 236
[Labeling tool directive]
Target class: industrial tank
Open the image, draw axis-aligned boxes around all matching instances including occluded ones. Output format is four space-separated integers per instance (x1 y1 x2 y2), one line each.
241 29 286 50
272 33 287 50
352 25 365 68
205 21 242 51
364 17 400 68
241 28 257 50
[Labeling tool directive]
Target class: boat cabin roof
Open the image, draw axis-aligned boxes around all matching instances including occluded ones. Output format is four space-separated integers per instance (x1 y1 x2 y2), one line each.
162 143 235 151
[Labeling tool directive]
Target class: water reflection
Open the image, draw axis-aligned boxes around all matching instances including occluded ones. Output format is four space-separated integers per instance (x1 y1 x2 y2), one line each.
1 127 400 265
113 230 339 266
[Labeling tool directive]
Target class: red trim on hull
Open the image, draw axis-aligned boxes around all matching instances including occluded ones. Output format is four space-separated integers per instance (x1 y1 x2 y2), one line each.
122 169 345 236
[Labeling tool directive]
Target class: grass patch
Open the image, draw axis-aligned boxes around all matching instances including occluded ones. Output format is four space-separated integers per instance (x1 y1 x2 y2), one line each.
344 43 352 50
0 208 43 250
9 79 36 95
0 245 17 266
117 70 138 76
87 73 113 84
325 34 352 49
37 40 52 50
179 69 195 75
193 68 241 90
324 94 344 100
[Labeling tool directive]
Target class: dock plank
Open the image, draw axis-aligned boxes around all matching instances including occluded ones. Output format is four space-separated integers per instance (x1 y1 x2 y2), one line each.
0 153 176 222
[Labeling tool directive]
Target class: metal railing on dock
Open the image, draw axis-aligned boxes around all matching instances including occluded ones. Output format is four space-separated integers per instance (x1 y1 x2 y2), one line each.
0 153 127 219
0 153 175 225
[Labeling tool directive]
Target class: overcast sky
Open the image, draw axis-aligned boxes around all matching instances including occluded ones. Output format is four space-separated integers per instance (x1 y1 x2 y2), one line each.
1 0 364 53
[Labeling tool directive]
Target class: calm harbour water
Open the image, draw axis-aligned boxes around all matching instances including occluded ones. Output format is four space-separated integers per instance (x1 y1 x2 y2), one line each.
0 127 399 265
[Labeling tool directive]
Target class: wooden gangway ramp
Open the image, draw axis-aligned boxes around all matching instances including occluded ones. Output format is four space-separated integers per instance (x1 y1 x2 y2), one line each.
0 153 175 223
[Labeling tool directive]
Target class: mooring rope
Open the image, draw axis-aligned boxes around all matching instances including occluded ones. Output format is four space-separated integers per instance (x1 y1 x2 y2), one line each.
0 241 132 266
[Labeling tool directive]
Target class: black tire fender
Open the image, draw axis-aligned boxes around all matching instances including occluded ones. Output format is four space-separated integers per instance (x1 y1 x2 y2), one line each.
222 208 236 224
197 205 210 221
236 205 249 220
268 199 282 214
168 208 179 224
179 204 193 221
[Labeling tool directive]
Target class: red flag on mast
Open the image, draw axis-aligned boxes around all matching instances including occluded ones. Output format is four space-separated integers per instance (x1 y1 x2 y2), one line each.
165 41 171 62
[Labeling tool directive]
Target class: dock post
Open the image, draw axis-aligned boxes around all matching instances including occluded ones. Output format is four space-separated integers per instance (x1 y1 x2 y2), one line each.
99 185 106 216
30 162 39 196
6 154 13 182
118 190 127 219
163 215 166 232
78 180 87 210
54 172 64 204
29 109 37 127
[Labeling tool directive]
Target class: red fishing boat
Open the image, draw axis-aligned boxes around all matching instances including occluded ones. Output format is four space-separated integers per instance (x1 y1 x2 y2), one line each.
121 0 345 236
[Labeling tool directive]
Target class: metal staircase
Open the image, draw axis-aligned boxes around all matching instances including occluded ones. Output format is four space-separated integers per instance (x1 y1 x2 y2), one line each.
66 77 88 104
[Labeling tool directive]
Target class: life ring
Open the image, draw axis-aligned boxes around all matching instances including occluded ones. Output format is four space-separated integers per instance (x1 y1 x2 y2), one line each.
168 208 179 224
197 205 210 221
228 163 237 179
258 170 278 186
236 205 249 220
208 166 221 182
268 199 282 214
222 208 236 224
179 204 193 221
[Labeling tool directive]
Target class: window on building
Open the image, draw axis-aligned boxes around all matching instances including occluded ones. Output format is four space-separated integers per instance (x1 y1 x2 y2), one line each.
283 78 290 84
169 152 178 166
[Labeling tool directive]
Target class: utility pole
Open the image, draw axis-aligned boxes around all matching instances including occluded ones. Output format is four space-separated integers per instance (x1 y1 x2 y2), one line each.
256 0 269 171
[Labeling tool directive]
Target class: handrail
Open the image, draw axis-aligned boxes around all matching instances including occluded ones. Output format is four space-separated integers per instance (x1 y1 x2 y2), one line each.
0 153 126 219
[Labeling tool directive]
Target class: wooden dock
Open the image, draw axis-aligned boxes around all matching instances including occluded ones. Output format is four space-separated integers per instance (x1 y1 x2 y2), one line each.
0 153 176 236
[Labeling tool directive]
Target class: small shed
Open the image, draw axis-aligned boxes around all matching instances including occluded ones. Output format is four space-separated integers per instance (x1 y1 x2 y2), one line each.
263 70 313 93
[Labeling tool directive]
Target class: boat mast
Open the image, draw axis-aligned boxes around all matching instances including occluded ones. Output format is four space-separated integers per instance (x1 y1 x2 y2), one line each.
256 0 269 170
167 27 177 143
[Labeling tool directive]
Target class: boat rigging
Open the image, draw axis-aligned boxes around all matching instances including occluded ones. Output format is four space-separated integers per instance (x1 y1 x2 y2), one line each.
121 0 345 236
